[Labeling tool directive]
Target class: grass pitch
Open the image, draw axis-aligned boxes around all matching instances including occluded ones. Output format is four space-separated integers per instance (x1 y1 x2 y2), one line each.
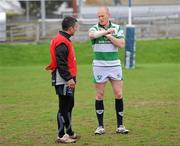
0 39 180 146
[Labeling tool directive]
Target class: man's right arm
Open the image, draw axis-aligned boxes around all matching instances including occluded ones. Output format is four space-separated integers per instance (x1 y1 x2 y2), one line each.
56 43 72 81
89 30 108 39
88 27 115 39
56 44 76 88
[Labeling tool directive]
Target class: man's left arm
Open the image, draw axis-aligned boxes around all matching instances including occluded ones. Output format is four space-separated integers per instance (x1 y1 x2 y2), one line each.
106 26 125 49
105 34 125 48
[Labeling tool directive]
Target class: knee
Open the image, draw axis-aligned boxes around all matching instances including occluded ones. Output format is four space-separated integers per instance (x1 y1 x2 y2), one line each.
96 96 103 100
96 91 104 100
115 93 123 99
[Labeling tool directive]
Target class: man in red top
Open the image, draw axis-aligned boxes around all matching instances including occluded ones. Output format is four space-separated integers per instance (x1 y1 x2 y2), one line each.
46 16 79 143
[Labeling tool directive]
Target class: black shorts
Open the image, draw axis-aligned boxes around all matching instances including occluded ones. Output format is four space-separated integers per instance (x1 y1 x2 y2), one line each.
55 85 75 97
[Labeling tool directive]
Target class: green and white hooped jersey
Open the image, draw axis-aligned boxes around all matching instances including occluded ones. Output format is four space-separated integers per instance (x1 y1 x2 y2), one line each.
89 22 125 66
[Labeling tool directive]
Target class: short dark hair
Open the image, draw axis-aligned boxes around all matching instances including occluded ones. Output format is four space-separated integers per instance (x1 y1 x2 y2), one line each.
62 16 77 31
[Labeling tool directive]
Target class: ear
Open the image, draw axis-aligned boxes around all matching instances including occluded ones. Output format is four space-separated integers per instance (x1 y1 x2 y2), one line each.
67 26 73 33
108 12 111 18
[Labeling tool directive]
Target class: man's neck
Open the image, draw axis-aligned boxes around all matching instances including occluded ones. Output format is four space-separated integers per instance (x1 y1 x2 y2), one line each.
59 31 71 40
104 21 110 28
65 31 71 36
99 21 110 29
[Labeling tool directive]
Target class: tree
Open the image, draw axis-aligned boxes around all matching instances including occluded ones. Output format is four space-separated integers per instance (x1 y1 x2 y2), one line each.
19 0 72 18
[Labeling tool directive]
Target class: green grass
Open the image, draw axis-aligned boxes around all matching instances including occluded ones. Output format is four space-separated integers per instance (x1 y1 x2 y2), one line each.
0 39 180 66
0 39 180 146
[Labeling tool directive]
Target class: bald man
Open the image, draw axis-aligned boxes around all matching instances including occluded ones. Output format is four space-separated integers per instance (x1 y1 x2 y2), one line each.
88 6 129 135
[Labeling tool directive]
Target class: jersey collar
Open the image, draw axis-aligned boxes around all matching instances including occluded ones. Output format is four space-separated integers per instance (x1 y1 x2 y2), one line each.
59 31 71 41
98 21 112 30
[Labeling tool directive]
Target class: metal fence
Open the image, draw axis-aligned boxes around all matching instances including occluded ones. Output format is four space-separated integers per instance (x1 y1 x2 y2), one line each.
3 15 180 43
6 22 39 42
133 15 180 39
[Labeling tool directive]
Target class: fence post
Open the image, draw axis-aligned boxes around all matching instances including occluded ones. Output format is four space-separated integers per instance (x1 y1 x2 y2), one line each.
36 23 40 42
10 29 13 42
166 16 169 39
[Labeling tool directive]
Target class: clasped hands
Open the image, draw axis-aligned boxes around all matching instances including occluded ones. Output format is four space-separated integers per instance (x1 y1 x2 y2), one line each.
99 28 115 38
